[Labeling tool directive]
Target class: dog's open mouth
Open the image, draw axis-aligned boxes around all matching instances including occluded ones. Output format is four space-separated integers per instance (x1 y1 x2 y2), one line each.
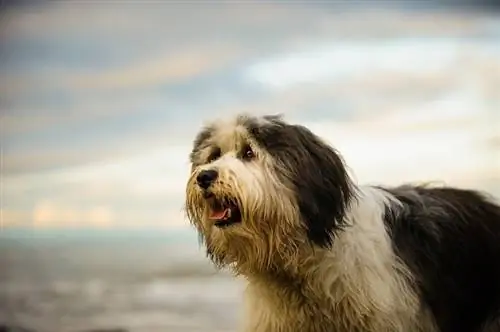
208 197 241 228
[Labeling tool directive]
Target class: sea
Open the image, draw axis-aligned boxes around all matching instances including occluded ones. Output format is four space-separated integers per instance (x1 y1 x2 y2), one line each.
0 229 245 332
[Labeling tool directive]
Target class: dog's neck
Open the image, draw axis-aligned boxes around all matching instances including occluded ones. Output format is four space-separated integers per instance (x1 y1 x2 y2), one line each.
241 243 333 303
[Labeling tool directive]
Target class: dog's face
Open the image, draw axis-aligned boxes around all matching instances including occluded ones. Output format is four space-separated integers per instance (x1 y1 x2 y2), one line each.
185 114 352 273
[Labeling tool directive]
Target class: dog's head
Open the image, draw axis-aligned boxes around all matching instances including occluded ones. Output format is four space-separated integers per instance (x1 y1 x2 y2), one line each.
185 114 353 274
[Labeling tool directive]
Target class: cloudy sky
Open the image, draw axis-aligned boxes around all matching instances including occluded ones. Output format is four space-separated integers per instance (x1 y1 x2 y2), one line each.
1 2 499 231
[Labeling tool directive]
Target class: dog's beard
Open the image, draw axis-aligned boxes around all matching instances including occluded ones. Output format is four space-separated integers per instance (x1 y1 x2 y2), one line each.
185 171 302 275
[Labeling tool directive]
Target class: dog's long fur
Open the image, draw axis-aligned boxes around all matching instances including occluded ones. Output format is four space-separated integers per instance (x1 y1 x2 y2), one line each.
185 114 500 332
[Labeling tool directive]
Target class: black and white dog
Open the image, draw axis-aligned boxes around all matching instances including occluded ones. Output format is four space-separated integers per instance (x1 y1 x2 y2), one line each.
185 113 500 332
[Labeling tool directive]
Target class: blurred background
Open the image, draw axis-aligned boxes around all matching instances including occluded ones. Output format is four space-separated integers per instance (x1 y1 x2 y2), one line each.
1 1 499 331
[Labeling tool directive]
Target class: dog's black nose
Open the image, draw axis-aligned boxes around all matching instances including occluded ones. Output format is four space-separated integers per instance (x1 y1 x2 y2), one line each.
196 169 218 189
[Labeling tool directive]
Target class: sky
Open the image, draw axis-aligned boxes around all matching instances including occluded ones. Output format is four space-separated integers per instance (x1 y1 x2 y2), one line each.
1 2 499 231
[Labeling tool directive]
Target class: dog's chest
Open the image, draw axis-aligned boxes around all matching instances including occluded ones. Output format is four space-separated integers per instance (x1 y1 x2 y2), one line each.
243 287 332 332
242 281 379 332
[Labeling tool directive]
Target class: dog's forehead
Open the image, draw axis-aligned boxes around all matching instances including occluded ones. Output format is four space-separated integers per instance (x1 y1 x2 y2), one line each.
201 114 270 149
192 114 284 156
210 119 247 150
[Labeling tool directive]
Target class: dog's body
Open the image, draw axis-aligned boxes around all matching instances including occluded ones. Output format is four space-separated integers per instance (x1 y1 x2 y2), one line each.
185 114 500 332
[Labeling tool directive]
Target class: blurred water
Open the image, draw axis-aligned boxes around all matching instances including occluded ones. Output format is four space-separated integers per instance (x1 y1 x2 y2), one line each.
0 230 244 332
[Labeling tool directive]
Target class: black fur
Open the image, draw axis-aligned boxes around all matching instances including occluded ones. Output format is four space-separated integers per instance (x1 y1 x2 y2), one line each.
242 115 354 248
382 185 500 332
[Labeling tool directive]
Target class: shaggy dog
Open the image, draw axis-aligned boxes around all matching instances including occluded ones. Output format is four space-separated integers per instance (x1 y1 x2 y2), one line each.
184 114 500 332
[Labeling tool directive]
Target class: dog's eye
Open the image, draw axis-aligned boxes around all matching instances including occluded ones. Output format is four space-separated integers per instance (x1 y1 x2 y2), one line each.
207 148 221 163
242 145 254 160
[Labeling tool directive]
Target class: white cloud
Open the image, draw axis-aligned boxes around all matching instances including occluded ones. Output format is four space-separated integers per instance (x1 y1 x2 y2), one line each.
4 145 191 194
32 201 115 228
244 38 464 90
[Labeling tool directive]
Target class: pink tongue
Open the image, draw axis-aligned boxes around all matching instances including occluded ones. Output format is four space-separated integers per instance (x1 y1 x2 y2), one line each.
209 208 230 220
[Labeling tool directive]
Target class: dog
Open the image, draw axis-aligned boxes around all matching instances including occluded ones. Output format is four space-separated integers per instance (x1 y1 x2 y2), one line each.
184 113 500 332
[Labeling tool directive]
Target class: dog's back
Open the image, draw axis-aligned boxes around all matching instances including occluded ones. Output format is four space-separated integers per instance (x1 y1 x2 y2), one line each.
383 185 500 332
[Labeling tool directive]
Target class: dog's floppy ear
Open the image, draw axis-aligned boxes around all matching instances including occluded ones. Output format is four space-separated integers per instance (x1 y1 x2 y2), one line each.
190 125 213 164
282 124 353 247
247 117 353 248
